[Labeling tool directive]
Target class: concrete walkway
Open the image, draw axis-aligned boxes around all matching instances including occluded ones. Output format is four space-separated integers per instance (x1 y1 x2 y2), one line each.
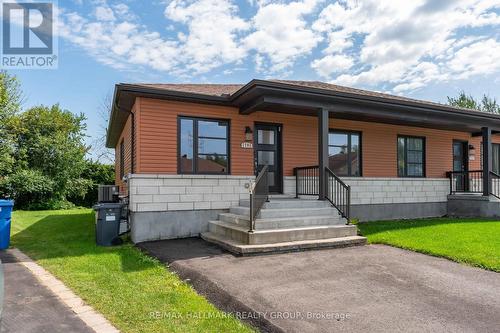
140 238 500 333
0 250 94 333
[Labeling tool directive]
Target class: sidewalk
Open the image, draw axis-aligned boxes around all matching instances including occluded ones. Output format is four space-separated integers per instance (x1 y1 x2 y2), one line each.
0 249 94 333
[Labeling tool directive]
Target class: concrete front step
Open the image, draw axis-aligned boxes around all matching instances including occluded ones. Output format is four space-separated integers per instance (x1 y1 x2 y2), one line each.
201 232 367 255
230 206 339 219
208 220 357 245
239 199 331 209
218 213 345 230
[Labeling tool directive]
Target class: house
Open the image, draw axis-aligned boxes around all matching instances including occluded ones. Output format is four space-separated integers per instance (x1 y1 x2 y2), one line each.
106 79 500 254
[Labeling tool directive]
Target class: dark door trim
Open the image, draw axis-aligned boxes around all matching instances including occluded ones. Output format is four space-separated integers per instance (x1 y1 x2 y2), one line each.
453 139 469 191
254 122 283 193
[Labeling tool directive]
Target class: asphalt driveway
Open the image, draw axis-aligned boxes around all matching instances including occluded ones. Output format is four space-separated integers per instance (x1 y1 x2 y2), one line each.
140 239 500 333
0 250 93 333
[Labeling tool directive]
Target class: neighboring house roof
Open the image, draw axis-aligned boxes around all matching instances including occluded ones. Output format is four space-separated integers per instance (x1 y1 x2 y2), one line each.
107 79 500 148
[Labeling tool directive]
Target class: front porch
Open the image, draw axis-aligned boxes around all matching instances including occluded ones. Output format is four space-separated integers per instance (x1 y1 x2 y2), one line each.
201 196 366 255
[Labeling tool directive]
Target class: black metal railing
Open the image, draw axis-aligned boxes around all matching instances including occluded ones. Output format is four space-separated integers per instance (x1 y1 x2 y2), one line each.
446 170 483 194
249 165 269 232
490 171 500 199
325 167 351 220
294 165 319 196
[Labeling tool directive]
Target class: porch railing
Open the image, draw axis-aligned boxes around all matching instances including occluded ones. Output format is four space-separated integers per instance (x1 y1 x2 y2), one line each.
446 170 483 195
325 167 351 220
294 165 319 196
491 171 500 199
249 165 269 232
294 165 351 221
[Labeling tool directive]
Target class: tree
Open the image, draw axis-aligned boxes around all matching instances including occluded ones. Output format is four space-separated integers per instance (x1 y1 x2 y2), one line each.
90 93 114 164
1 105 91 209
68 160 115 207
0 71 22 176
447 91 500 113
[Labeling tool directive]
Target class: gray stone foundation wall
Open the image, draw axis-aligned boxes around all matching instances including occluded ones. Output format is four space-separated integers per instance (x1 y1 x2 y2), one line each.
130 209 226 243
127 174 453 242
447 195 500 218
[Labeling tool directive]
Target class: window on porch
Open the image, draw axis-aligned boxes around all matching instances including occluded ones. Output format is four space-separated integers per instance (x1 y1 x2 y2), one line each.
328 130 361 176
492 143 500 174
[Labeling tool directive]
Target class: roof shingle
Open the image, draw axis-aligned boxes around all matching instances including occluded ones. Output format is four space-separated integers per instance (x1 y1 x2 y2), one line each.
128 80 479 113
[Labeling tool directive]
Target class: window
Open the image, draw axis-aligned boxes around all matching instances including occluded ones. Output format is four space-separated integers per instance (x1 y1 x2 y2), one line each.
493 143 500 174
398 136 425 177
178 117 229 174
119 139 125 179
328 130 361 176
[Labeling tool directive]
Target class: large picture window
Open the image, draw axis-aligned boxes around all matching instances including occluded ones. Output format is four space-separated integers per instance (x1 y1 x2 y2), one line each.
328 130 361 176
178 117 229 174
398 135 425 177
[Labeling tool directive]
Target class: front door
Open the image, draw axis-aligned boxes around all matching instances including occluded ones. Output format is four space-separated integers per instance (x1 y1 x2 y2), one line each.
453 140 468 191
254 123 282 193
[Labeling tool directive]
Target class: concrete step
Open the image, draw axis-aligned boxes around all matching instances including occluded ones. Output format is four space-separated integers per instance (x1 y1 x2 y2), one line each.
208 220 357 245
229 206 339 219
201 232 367 255
239 199 331 209
218 213 345 230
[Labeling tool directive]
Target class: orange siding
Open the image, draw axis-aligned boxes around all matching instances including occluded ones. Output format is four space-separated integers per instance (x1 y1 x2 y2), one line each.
468 136 500 170
118 97 492 179
115 103 136 195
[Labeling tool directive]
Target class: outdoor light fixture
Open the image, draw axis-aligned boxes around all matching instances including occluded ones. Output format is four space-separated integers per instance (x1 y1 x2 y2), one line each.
469 144 475 151
245 126 253 141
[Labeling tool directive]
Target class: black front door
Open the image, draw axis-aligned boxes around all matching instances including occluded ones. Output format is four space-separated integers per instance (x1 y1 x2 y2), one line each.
254 123 282 193
453 140 468 191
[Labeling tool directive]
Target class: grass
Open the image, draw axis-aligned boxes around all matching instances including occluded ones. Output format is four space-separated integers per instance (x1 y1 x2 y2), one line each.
10 209 253 333
357 218 500 272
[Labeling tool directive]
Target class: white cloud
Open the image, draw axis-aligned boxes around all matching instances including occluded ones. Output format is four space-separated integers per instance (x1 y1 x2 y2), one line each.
57 0 500 88
244 0 323 73
165 0 249 74
311 54 354 78
448 38 500 79
311 0 500 91
59 9 180 72
94 6 115 21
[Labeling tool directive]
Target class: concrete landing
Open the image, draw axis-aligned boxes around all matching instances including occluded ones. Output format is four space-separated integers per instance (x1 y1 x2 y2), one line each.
201 232 367 255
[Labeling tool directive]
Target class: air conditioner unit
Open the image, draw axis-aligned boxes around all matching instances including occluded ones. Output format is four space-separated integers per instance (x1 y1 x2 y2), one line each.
98 185 120 203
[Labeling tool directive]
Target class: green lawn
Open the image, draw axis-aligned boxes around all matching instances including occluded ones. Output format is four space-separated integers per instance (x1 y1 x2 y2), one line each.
357 218 500 272
10 209 253 333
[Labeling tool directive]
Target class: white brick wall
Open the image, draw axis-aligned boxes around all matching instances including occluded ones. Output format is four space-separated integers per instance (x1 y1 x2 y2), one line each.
129 175 255 212
342 178 449 205
283 176 448 204
128 174 449 212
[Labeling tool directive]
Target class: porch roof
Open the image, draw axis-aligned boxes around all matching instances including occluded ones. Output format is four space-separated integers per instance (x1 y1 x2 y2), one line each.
106 79 500 148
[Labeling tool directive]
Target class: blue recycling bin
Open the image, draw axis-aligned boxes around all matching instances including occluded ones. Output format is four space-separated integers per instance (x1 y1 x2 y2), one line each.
0 200 14 250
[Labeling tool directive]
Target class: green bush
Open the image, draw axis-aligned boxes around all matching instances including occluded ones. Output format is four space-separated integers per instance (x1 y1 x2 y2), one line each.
0 72 116 209
0 169 55 209
67 161 115 207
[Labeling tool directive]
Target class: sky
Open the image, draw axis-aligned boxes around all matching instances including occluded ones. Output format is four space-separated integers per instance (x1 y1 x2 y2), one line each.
10 0 500 162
